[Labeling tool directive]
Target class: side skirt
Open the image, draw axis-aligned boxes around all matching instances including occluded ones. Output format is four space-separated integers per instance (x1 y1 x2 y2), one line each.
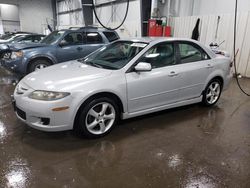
121 96 203 120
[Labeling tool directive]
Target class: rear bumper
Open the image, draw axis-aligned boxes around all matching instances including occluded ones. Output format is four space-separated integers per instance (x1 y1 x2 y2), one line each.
223 72 233 91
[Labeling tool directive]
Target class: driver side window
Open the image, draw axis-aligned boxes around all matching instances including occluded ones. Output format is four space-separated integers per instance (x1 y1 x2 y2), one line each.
139 43 176 69
61 32 83 46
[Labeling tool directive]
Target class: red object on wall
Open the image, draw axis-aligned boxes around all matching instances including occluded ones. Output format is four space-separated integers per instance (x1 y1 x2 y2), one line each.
155 25 163 36
148 19 163 37
164 26 171 37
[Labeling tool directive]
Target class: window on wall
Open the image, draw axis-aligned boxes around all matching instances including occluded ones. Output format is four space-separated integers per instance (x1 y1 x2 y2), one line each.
178 43 210 64
139 43 176 69
86 32 103 44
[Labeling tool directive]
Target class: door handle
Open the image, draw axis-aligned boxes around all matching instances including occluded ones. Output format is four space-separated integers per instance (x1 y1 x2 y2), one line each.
206 64 214 68
77 47 83 51
168 71 179 77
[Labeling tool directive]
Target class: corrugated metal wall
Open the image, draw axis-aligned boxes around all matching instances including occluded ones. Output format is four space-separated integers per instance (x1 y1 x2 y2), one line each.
171 12 250 77
57 0 84 28
0 0 54 34
93 0 141 38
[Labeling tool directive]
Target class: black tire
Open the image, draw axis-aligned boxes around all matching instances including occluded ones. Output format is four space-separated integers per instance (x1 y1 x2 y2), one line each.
28 59 51 73
75 97 120 138
202 78 222 106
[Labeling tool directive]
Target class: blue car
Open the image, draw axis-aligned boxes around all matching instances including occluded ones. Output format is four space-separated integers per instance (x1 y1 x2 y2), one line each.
1 27 119 74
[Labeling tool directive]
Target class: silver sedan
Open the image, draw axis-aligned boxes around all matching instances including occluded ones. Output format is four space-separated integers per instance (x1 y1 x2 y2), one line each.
13 38 232 138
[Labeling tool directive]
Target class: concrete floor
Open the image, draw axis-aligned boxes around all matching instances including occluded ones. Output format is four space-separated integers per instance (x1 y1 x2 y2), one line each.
0 67 250 188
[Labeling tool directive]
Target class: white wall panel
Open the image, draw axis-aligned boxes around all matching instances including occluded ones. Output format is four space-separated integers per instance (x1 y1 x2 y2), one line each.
171 12 250 77
93 0 141 37
0 0 53 34
57 0 84 28
0 4 19 21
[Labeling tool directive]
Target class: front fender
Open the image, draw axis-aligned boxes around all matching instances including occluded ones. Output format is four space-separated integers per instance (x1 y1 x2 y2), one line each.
71 88 127 120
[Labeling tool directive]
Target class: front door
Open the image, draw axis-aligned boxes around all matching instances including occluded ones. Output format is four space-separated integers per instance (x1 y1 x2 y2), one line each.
56 32 85 62
126 42 182 113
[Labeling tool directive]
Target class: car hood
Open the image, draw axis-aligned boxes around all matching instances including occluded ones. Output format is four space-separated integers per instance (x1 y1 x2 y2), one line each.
9 43 50 51
22 61 113 91
0 43 9 50
0 39 9 43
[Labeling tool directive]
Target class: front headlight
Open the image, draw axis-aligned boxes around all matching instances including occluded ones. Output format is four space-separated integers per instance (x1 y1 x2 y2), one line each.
29 90 70 101
11 51 23 59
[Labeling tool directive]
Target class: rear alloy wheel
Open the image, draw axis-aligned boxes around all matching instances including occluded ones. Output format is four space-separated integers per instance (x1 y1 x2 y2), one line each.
202 79 222 106
28 59 51 73
76 97 119 138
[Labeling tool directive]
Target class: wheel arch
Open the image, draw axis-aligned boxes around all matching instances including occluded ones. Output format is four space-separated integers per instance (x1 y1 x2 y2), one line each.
73 91 125 128
26 55 56 73
202 75 224 95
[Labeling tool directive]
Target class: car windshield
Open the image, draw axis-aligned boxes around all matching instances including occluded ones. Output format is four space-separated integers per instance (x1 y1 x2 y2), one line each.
80 41 148 70
12 35 26 42
0 34 14 40
40 30 65 44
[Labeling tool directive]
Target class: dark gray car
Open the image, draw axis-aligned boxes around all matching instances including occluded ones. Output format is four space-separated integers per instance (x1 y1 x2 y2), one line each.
1 27 119 74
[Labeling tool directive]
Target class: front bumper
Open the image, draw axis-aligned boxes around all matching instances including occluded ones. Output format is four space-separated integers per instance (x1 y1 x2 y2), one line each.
13 84 75 132
1 58 25 74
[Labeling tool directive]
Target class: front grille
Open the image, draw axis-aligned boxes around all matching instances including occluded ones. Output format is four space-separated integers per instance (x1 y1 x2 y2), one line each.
16 107 26 120
2 51 11 60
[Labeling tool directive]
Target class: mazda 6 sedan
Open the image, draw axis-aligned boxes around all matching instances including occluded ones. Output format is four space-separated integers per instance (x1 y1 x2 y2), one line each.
13 38 232 138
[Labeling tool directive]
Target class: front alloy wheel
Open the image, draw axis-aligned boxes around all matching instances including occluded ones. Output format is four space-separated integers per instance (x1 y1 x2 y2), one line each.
34 63 48 70
86 102 116 135
76 97 119 138
28 59 51 73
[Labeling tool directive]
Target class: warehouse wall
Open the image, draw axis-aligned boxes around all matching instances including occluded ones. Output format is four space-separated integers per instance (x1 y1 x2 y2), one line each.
170 0 250 77
57 0 84 29
0 4 20 33
93 0 141 38
171 0 250 17
193 0 250 16
171 13 250 77
0 0 54 34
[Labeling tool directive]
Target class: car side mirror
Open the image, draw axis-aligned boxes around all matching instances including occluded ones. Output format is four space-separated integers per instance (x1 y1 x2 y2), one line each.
134 62 152 72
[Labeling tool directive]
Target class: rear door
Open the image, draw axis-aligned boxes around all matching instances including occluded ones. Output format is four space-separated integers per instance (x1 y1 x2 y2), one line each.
82 31 105 56
56 31 85 62
176 41 214 101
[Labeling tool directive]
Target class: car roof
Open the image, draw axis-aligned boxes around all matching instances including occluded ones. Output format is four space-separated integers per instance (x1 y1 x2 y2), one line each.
118 37 216 58
119 37 202 43
23 34 45 36
60 26 116 33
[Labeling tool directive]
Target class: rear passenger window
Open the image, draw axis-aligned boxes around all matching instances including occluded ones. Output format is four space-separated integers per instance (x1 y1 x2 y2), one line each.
139 43 176 69
86 32 103 44
103 32 119 42
179 43 209 63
